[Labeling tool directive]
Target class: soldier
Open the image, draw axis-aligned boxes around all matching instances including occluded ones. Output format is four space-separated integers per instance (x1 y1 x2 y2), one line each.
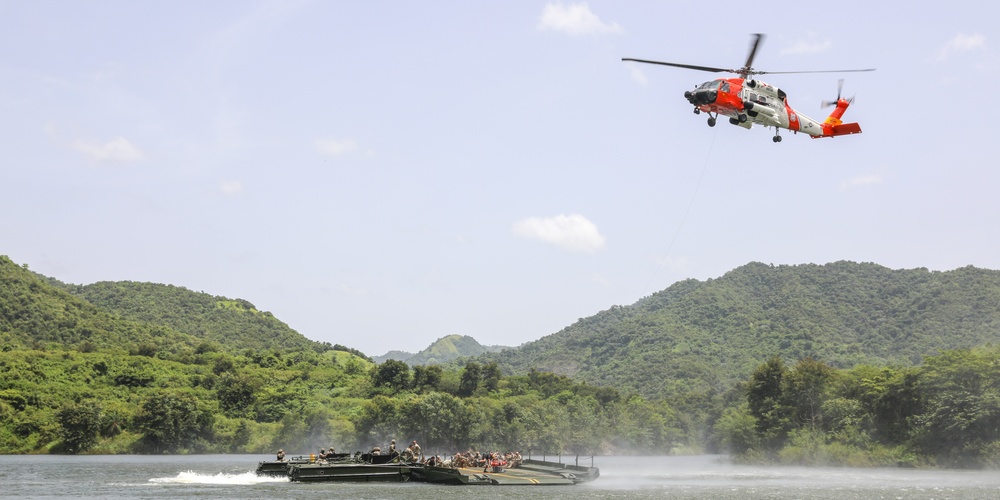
411 440 421 458
276 449 285 461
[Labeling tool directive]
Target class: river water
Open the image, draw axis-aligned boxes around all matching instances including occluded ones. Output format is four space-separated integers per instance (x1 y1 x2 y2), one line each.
1 454 997 499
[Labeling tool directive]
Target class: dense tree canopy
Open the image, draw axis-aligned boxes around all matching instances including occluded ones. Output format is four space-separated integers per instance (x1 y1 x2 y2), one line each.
715 345 1000 468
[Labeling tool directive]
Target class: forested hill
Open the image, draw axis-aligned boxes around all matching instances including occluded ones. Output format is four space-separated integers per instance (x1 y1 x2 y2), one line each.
1 256 330 355
67 281 323 353
482 261 1000 400
407 335 507 365
374 334 508 365
0 256 200 353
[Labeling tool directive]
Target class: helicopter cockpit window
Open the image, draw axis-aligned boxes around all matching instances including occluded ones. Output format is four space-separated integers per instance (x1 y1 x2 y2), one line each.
720 82 730 92
698 81 721 90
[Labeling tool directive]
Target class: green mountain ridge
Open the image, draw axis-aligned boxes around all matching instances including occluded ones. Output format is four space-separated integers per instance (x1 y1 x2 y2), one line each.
68 281 324 353
2 256 362 359
479 261 1000 401
8 256 1000 398
0 256 202 354
374 334 508 365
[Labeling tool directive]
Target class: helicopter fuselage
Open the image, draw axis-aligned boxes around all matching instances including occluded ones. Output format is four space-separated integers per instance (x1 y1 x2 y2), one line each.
685 77 839 138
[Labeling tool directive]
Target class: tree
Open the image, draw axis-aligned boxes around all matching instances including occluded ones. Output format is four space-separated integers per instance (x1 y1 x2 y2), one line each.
746 355 788 451
714 403 759 456
57 400 102 454
915 347 1000 467
782 357 836 430
404 393 471 450
135 391 214 453
481 361 502 393
372 360 411 394
354 395 401 445
458 362 482 397
565 395 605 454
840 365 922 444
412 365 443 394
216 373 259 419
524 369 575 398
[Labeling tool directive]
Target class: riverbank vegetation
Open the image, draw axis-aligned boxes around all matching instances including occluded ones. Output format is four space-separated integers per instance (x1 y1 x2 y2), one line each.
0 346 682 456
716 346 1000 468
2 255 999 467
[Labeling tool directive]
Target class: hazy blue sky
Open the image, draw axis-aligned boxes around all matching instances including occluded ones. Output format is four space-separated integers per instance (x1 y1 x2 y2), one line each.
3 1 997 355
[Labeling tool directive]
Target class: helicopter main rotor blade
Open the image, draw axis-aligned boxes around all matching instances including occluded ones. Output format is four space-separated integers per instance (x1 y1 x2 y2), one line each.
621 58 734 73
756 68 876 75
743 33 765 73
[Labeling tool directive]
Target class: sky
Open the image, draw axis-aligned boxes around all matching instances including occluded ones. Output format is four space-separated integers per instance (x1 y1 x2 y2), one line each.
2 1 998 356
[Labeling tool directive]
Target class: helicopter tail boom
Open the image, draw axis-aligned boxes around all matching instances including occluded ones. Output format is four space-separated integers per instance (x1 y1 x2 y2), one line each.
812 98 862 138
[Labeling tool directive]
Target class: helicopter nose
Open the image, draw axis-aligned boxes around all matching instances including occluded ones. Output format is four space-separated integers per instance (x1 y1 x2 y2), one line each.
684 89 716 105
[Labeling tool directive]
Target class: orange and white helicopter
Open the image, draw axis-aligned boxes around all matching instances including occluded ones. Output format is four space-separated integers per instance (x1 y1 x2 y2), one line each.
623 34 874 142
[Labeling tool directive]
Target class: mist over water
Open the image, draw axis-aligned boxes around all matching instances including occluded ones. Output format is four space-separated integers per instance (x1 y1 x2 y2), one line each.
585 455 1000 499
1 454 996 499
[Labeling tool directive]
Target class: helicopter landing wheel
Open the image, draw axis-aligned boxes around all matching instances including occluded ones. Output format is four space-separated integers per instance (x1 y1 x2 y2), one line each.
693 108 701 115
707 117 716 127
738 114 748 123
772 135 782 143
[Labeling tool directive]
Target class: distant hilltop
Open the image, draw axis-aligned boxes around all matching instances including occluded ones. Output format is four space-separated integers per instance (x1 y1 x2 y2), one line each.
374 334 509 365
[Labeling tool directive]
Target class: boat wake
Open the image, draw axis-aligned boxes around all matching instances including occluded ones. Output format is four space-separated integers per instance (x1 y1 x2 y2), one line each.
149 470 288 485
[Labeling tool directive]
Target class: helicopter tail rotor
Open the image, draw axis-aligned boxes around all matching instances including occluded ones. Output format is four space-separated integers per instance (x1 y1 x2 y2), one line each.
822 79 855 107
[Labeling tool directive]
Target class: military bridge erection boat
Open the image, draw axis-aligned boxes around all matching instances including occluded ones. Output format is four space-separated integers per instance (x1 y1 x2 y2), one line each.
256 453 599 486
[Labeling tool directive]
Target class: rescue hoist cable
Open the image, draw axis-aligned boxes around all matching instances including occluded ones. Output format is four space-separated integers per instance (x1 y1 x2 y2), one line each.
642 126 717 296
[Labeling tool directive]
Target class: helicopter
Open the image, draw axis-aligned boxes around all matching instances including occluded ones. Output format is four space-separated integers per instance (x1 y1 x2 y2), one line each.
622 34 875 142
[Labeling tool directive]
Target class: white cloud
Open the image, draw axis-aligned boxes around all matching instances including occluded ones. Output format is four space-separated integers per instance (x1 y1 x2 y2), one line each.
780 38 832 56
840 174 882 189
315 138 358 157
72 136 144 163
537 3 623 36
220 180 244 195
512 214 606 253
932 33 986 61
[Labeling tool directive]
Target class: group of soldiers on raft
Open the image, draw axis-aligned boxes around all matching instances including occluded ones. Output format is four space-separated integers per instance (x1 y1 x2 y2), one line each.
370 439 420 461
442 450 523 469
275 440 523 470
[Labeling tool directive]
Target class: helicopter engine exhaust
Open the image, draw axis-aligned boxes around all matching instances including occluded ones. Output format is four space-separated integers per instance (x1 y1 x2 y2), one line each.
743 101 774 116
